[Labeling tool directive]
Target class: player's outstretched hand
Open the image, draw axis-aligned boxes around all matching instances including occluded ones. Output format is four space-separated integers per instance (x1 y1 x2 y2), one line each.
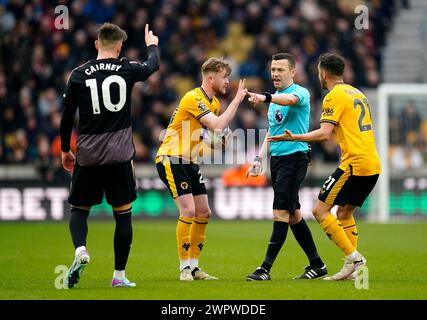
61 151 75 172
234 78 247 104
267 129 294 142
247 91 266 107
145 24 159 46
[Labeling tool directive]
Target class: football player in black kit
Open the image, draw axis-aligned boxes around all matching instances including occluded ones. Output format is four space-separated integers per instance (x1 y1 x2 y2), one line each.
60 23 159 288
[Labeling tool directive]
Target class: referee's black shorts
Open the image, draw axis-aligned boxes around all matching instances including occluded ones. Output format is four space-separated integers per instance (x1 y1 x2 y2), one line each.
270 151 309 214
68 160 137 207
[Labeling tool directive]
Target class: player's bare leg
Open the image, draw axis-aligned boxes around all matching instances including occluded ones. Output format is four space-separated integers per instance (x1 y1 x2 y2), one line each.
174 194 196 280
111 203 135 288
190 194 218 280
65 205 91 289
312 200 365 280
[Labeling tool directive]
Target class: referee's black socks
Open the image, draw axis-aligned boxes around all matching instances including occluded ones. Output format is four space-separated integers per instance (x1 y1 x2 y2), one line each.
290 218 324 268
261 221 289 272
69 207 89 249
113 208 133 271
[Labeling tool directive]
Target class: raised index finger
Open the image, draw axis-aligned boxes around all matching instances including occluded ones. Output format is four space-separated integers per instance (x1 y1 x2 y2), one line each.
145 24 149 35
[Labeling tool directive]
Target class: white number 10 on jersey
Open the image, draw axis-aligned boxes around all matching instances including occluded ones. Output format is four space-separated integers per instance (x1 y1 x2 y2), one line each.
85 75 127 114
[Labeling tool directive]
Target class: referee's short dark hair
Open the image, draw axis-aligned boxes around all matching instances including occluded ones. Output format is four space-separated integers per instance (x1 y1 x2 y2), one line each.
272 53 296 69
98 23 128 47
318 53 345 76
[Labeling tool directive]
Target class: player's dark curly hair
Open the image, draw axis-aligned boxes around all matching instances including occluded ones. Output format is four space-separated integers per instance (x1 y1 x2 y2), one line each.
318 53 345 76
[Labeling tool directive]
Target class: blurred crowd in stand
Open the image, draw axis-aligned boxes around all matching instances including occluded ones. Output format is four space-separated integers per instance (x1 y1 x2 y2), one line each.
0 0 402 182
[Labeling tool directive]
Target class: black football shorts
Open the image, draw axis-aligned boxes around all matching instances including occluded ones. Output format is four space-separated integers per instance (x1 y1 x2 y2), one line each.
270 151 309 214
68 160 137 207
156 156 207 199
318 165 379 207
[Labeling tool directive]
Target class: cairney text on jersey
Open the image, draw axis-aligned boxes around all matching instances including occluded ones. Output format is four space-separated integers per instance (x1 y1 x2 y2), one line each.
84 63 123 76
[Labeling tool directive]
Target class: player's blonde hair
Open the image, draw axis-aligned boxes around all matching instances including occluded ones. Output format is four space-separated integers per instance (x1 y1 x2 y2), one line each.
201 57 232 76
97 23 128 48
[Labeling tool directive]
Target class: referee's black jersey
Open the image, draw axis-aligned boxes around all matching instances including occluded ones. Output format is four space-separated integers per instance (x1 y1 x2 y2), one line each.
60 45 159 166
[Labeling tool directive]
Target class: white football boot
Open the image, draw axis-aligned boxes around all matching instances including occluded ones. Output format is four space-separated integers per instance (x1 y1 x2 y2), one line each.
180 266 194 281
64 249 90 289
192 267 219 280
324 253 366 281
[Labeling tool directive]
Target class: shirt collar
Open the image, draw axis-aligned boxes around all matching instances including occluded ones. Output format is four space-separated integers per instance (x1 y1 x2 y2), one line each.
199 87 213 103
277 82 295 93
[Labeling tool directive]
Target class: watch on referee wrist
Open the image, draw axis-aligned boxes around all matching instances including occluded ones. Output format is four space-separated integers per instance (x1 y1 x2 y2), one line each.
262 92 272 103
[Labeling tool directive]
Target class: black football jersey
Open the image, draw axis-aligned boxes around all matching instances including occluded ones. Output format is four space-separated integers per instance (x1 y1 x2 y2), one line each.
60 45 159 166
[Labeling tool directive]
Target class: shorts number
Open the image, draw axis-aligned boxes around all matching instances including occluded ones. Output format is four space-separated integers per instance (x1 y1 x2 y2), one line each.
198 170 205 184
354 98 372 132
322 176 336 191
85 75 127 114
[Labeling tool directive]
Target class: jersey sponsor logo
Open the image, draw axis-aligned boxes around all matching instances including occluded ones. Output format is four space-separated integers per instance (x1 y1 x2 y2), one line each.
322 107 334 117
345 88 361 95
198 102 208 113
275 109 283 123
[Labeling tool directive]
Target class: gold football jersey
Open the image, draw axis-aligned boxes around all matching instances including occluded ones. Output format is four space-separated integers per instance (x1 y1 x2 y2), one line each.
156 87 220 163
320 84 381 176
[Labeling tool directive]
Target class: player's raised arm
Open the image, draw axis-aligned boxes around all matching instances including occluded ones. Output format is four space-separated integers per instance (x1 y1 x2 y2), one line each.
137 24 160 79
200 79 247 130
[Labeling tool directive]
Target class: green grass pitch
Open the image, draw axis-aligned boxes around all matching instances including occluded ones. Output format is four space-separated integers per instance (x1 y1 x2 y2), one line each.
1 220 426 300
